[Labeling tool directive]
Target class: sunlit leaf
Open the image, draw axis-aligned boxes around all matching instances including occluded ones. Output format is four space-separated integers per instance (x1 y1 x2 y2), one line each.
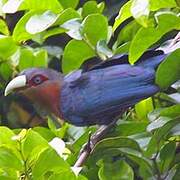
113 1 132 31
32 148 69 178
129 13 180 64
131 0 150 27
0 19 9 35
150 0 177 11
0 147 23 170
82 14 108 46
61 18 82 40
156 49 180 89
82 1 105 18
26 11 58 34
59 0 79 9
0 36 18 60
63 40 95 73
96 40 113 60
22 129 49 159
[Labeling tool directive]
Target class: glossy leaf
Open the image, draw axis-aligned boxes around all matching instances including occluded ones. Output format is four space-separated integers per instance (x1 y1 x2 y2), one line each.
61 18 82 40
82 1 105 18
19 48 48 70
55 8 81 26
96 40 113 60
94 137 141 153
130 0 150 27
0 147 23 170
113 1 132 31
26 11 58 34
0 19 9 35
98 160 134 180
0 36 18 60
116 21 141 46
0 127 16 147
22 129 49 159
13 10 38 42
129 13 180 64
146 117 180 157
20 0 63 13
135 97 154 120
63 40 95 73
59 0 79 9
32 148 69 178
150 0 177 11
159 141 176 173
156 49 180 89
82 14 108 46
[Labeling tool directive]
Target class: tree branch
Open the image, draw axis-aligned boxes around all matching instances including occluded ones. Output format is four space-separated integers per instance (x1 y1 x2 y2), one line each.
74 120 118 167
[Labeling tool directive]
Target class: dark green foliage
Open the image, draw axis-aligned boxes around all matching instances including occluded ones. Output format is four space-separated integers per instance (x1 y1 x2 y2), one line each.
0 0 179 179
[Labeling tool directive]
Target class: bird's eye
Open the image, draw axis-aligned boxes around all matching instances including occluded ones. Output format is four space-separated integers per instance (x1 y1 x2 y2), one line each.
33 76 42 84
29 75 48 86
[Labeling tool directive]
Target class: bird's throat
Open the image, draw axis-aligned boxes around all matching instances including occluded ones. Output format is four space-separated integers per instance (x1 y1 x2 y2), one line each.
21 81 63 119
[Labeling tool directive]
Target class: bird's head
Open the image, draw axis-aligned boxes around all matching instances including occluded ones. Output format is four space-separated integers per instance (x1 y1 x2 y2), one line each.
5 68 64 118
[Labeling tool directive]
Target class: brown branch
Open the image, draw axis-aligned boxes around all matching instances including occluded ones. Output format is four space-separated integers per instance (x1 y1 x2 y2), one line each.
74 120 118 167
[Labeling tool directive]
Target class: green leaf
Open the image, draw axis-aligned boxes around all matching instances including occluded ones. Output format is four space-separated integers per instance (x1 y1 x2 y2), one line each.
119 148 153 175
40 27 66 41
0 62 13 80
19 48 47 70
55 8 81 25
129 13 180 64
113 0 177 31
59 0 79 9
63 40 95 73
82 14 108 46
0 127 16 147
116 21 141 46
22 129 49 159
96 40 113 60
98 160 134 180
0 147 23 170
3 0 63 13
26 10 58 34
33 127 55 141
159 141 176 173
113 121 148 136
2 0 23 14
147 116 171 132
32 148 69 178
49 171 77 180
160 104 180 118
135 97 154 120
113 1 132 31
146 117 180 157
150 0 177 11
156 49 180 89
61 18 82 40
22 0 63 13
0 19 9 35
114 42 130 54
13 10 38 42
0 36 18 60
82 1 105 18
131 0 150 27
94 137 141 154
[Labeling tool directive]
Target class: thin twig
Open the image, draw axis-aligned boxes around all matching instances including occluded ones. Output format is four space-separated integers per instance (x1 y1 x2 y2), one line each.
74 119 118 167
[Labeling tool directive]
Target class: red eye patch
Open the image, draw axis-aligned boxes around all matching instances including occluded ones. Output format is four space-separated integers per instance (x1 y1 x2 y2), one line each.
29 74 48 86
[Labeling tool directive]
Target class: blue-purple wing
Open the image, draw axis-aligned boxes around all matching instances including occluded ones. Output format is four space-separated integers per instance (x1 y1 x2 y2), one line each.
61 64 159 126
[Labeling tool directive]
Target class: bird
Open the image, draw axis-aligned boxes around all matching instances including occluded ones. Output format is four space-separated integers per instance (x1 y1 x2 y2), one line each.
4 50 167 126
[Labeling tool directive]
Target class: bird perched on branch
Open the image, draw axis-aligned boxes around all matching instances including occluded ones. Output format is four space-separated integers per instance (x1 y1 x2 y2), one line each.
5 50 167 126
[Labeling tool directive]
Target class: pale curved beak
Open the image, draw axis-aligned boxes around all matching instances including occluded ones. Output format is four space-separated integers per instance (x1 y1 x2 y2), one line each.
4 75 27 96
